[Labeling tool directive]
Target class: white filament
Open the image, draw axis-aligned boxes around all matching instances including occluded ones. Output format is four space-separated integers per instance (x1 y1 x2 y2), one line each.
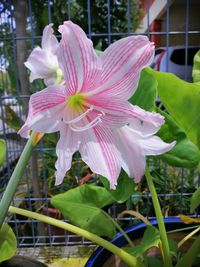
69 114 103 132
64 106 94 124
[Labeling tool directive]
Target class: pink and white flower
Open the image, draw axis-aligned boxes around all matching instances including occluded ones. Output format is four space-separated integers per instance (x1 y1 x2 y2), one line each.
25 24 62 86
19 21 175 188
114 124 176 183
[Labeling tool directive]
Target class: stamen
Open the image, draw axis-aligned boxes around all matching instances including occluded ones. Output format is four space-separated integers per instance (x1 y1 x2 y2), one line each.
69 114 103 132
64 106 94 124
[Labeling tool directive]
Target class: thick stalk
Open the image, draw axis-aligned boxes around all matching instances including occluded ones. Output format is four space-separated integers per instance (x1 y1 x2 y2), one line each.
0 133 35 228
8 206 145 267
145 167 172 267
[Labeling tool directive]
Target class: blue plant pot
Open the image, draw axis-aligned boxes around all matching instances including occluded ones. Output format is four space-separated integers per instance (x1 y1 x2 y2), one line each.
85 217 183 267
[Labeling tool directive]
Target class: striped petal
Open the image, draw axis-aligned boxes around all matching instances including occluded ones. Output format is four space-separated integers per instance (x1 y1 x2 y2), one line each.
55 124 80 185
18 85 66 137
58 21 101 95
79 125 121 189
115 127 146 182
86 35 154 99
87 95 164 132
115 126 176 182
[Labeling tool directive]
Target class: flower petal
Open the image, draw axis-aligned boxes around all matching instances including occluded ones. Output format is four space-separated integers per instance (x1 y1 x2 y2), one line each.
139 135 176 155
87 95 164 132
25 47 59 85
41 24 59 53
115 126 146 182
115 126 176 182
86 35 154 99
79 125 121 189
18 85 67 137
57 21 101 95
55 124 80 185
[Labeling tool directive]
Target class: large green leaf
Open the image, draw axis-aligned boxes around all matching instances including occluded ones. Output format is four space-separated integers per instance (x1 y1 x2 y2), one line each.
147 68 200 149
0 223 17 263
129 68 157 111
192 50 200 84
100 169 135 203
51 184 116 238
156 108 200 167
0 139 6 166
125 225 160 257
190 187 200 213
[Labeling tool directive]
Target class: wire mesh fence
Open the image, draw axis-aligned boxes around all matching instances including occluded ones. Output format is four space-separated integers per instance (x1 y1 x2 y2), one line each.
0 0 200 247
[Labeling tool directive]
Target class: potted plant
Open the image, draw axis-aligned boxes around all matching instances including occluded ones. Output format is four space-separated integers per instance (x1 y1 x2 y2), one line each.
1 21 200 267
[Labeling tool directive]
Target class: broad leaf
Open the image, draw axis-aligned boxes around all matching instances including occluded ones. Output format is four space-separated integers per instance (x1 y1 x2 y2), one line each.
191 187 200 213
156 108 200 168
0 139 6 166
192 50 200 84
125 225 160 257
51 184 116 238
147 68 200 149
144 256 162 267
129 68 157 111
0 223 17 263
168 238 178 258
100 170 135 203
0 105 24 131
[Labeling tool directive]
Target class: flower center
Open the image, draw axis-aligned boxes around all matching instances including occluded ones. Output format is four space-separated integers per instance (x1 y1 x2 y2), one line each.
67 93 85 112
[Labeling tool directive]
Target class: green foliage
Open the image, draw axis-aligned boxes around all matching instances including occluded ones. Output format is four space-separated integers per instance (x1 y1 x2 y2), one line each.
192 50 200 84
32 0 142 50
147 68 200 149
0 106 24 131
100 169 135 203
0 223 17 263
190 187 200 213
156 108 200 168
168 238 178 258
129 68 157 111
51 184 116 238
0 139 6 166
125 225 160 257
144 256 162 267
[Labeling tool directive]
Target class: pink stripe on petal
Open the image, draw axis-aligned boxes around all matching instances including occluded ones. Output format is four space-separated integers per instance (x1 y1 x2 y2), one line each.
115 127 146 183
58 21 101 95
87 96 164 133
79 125 121 189
29 85 66 115
55 124 80 185
88 36 154 99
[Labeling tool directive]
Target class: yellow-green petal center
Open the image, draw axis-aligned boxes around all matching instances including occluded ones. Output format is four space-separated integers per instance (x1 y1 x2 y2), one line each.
67 93 85 111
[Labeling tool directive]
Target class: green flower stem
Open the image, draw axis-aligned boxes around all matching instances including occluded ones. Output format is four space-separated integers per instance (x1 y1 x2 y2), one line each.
0 133 35 229
145 167 172 267
8 206 145 267
102 210 134 248
175 235 200 267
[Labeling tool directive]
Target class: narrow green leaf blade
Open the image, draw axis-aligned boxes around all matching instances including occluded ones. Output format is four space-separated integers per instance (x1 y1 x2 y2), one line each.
192 50 200 84
0 139 6 166
190 187 200 213
0 223 17 263
0 106 24 131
